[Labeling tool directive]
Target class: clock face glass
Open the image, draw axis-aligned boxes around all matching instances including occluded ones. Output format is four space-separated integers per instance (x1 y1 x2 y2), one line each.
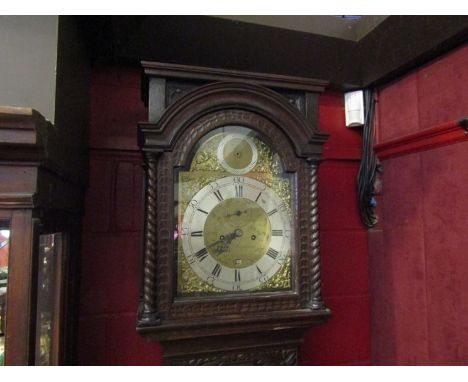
175 126 295 297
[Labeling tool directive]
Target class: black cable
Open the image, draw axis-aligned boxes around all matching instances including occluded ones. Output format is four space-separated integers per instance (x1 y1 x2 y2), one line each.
357 89 380 228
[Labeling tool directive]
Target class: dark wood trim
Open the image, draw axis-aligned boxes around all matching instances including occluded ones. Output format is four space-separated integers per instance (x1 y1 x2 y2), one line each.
359 17 468 88
375 118 468 160
139 81 329 159
0 107 39 145
3 210 35 365
142 61 329 94
0 107 86 365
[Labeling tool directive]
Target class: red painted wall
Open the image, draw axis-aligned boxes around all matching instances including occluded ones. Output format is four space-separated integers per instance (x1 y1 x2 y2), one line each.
301 93 370 365
77 64 163 365
371 44 468 365
77 65 371 365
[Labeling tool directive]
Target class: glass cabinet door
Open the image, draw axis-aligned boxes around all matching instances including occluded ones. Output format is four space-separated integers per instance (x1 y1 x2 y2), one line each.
0 215 66 365
35 233 63 366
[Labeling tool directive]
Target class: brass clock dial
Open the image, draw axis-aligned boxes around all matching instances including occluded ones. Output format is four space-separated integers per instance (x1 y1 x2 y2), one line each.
181 176 291 292
176 126 294 296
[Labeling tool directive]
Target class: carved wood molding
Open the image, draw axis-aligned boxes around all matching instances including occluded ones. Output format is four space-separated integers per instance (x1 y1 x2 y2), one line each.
141 61 329 96
169 347 299 366
138 81 329 159
375 118 468 160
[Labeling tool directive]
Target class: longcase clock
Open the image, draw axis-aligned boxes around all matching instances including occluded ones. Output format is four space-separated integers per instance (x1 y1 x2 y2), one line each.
137 62 331 365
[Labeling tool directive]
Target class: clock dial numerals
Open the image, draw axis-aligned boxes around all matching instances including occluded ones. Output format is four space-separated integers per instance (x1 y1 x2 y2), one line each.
235 184 243 198
195 247 208 262
213 189 224 202
211 263 222 278
267 208 278 216
181 176 292 292
266 247 279 260
255 192 262 203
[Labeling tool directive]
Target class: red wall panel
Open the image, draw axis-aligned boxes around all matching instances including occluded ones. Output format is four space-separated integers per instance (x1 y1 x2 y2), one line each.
378 73 419 143
78 66 370 365
302 91 371 366
372 43 468 365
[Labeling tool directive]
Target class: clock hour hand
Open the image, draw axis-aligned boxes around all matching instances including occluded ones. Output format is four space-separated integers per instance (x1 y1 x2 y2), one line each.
225 209 248 218
207 229 242 256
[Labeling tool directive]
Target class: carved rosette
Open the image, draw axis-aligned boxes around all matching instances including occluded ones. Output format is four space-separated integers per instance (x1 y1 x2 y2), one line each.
138 152 161 326
305 159 325 310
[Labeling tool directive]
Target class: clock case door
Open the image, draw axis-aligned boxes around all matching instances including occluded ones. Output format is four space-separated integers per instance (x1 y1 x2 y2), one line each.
137 63 331 365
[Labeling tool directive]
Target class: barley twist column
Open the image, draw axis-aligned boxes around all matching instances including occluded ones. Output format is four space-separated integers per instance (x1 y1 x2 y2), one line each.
138 151 161 326
305 159 325 310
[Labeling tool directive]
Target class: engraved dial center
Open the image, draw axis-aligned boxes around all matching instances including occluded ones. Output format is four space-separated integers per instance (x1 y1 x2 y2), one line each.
204 198 271 269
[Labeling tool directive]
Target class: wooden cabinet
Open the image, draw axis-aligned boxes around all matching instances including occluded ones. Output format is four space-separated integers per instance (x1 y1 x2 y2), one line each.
137 63 331 365
0 107 84 365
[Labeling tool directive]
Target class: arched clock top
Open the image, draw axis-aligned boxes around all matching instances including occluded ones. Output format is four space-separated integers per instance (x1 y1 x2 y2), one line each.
138 82 328 161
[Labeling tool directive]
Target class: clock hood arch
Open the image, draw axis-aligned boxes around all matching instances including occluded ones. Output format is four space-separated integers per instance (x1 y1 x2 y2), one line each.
138 81 329 161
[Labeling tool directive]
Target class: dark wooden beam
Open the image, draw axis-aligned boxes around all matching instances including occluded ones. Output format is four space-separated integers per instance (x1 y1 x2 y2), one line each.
76 15 468 90
357 15 468 88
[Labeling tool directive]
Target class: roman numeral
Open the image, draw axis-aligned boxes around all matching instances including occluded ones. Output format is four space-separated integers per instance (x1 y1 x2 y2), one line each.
255 192 262 203
267 208 278 216
272 230 283 236
256 265 263 274
266 247 279 260
235 184 243 198
211 263 222 278
234 269 241 282
213 190 223 202
190 231 203 237
194 247 208 262
197 208 209 215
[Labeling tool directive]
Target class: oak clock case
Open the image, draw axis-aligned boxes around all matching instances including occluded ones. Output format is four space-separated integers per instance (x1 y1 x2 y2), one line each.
176 127 294 296
137 75 330 366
